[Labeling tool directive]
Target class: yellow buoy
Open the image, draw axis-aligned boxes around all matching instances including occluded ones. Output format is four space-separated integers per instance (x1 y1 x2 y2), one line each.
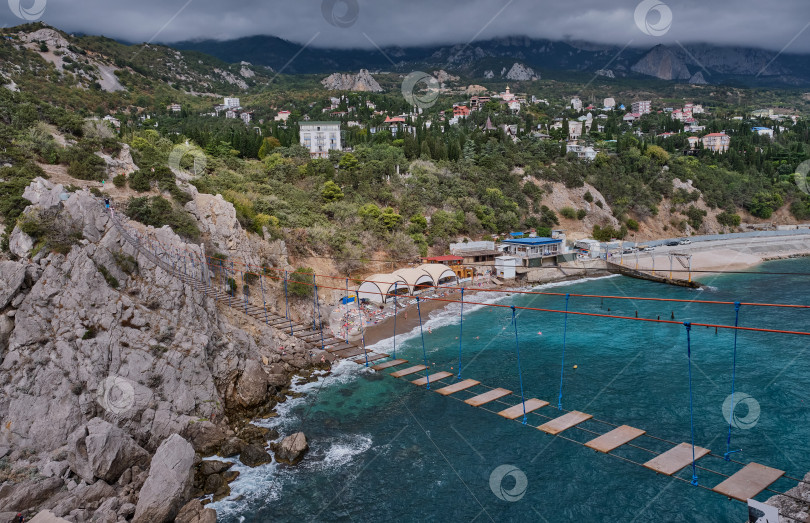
573 365 578 369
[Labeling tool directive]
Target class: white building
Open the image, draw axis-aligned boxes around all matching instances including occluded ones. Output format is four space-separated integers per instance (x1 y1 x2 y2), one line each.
240 112 252 124
566 141 597 160
752 126 774 139
274 110 291 122
571 96 583 111
168 103 182 113
223 97 241 109
495 256 517 279
299 121 342 158
568 120 583 140
632 100 651 114
603 97 616 110
225 110 237 119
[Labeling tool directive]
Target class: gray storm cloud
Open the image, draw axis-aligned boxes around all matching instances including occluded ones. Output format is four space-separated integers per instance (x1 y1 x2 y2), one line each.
1 0 808 53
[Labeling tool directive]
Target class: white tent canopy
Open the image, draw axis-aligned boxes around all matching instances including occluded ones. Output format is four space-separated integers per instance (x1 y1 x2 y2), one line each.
392 268 435 293
357 273 408 304
419 264 458 287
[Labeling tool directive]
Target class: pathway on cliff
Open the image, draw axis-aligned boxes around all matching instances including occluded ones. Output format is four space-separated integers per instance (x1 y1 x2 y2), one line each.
107 208 390 365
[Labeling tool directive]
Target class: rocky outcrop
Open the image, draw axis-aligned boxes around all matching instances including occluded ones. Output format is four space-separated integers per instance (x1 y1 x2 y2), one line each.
689 71 708 85
504 63 539 81
67 418 149 484
240 443 272 467
321 69 383 92
0 178 322 520
133 434 195 523
273 432 308 465
631 45 691 81
175 499 217 523
96 144 137 178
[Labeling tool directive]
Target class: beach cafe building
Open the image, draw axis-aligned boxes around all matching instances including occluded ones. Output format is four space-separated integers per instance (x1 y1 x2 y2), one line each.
422 255 474 280
356 264 459 304
500 237 563 267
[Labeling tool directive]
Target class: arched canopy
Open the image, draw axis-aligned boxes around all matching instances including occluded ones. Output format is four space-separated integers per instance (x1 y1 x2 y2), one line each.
418 264 458 287
392 268 434 293
357 274 408 304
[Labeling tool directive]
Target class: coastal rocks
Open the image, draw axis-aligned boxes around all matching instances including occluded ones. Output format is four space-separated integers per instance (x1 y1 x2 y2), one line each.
239 443 272 467
175 499 217 523
235 360 270 408
181 420 228 455
133 434 195 523
67 418 149 484
273 432 308 465
217 437 246 458
321 69 383 92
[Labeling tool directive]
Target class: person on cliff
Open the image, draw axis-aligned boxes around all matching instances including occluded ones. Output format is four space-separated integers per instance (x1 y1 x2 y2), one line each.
104 197 110 209
16 514 23 523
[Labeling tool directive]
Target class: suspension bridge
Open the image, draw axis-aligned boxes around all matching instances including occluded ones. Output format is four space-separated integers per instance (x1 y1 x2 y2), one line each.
106 206 810 517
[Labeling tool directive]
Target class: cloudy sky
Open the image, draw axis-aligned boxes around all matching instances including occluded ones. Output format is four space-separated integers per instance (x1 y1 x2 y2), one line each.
3 0 810 53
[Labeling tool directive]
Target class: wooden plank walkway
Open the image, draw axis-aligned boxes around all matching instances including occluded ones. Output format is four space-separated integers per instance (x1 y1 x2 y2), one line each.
391 365 428 378
354 353 388 364
538 411 592 435
712 463 784 501
498 399 549 420
436 379 479 396
372 359 408 371
465 388 512 407
411 372 453 386
644 443 710 475
585 425 646 453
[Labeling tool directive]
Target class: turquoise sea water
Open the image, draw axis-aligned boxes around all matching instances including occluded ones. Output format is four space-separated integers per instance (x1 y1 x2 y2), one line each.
211 258 810 522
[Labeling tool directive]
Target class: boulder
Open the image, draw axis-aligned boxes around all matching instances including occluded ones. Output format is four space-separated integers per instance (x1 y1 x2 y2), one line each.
0 476 63 512
239 444 272 467
273 432 308 465
68 418 149 484
0 261 26 309
8 227 34 259
235 360 269 408
28 511 72 523
199 459 232 476
41 460 70 478
133 434 195 523
175 499 217 523
217 437 246 458
181 420 227 456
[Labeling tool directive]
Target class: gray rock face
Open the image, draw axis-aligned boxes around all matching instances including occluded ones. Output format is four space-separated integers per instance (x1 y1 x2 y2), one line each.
274 432 308 465
0 476 63 512
8 227 34 258
0 261 26 309
504 63 538 81
689 71 708 85
133 434 195 523
27 510 72 522
67 417 149 484
631 45 691 80
321 69 383 92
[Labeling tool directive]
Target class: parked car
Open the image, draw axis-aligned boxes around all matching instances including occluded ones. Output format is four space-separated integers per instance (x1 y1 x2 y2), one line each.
666 241 679 246
640 245 655 252
679 239 692 245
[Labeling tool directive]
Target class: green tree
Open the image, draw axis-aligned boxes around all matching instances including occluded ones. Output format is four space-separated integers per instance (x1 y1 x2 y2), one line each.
288 267 314 297
321 180 344 202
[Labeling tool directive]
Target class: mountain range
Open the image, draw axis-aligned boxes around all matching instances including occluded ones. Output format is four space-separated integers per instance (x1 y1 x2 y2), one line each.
172 35 810 87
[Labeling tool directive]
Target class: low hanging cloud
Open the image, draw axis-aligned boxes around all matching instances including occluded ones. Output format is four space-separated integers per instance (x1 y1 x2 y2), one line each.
2 0 809 54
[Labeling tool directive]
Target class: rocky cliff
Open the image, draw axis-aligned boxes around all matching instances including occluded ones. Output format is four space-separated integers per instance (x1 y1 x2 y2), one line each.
0 179 326 522
631 45 692 81
321 69 383 92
